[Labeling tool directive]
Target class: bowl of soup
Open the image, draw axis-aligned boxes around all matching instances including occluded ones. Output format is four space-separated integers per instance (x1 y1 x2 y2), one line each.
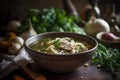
25 32 98 73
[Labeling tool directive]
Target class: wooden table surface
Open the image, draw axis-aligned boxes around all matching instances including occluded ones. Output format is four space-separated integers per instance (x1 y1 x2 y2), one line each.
1 63 114 80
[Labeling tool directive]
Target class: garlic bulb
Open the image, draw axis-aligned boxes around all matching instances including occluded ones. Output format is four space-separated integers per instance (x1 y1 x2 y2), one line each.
84 17 110 37
8 36 24 54
7 20 21 33
11 36 24 46
8 42 22 54
20 19 37 40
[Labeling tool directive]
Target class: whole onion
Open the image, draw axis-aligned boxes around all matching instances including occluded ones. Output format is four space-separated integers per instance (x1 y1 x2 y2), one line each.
84 17 110 37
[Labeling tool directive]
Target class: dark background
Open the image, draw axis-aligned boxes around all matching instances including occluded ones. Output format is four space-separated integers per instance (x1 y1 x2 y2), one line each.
0 0 119 34
0 0 120 24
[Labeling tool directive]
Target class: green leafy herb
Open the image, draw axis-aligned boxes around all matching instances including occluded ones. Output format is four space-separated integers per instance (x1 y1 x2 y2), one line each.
18 8 86 35
91 44 120 74
53 39 60 48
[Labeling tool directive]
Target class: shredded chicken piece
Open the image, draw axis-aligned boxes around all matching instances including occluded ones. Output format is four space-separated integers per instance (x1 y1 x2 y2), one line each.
43 37 88 54
60 40 74 51
45 45 58 54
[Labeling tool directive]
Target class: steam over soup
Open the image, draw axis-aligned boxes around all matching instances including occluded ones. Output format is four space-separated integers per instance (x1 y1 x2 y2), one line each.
29 37 91 55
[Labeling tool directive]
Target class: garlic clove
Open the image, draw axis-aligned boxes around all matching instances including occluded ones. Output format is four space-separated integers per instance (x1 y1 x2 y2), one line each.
8 42 22 54
11 36 24 46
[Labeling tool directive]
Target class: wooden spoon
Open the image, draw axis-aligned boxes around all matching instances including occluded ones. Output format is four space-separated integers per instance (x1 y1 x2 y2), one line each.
17 65 47 80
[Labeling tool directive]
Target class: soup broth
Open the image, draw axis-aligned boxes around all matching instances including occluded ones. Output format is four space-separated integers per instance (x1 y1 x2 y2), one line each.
29 37 91 55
